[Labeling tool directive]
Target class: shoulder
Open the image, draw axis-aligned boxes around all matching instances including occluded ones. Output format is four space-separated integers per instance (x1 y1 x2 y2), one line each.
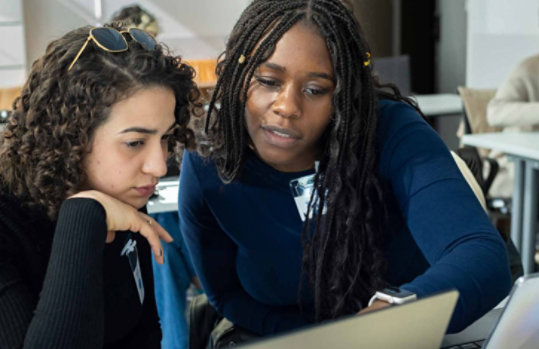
183 150 216 172
374 98 454 179
375 98 431 146
179 150 225 199
377 98 425 123
510 53 539 77
0 191 48 232
181 150 220 183
0 191 53 284
0 193 22 241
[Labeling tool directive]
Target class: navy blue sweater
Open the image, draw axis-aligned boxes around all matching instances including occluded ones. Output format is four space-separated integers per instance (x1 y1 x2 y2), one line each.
179 99 511 335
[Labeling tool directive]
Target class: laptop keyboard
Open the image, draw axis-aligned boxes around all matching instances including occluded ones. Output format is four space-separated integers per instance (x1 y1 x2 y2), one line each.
443 340 485 348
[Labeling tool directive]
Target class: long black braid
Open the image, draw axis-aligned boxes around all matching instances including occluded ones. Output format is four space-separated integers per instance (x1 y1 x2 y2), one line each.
203 0 410 321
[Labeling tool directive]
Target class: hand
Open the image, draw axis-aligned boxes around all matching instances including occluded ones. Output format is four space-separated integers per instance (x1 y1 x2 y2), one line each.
69 190 173 264
358 300 392 315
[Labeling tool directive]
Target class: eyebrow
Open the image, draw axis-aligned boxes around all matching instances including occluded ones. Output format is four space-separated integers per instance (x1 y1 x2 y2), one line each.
261 62 334 82
119 122 176 135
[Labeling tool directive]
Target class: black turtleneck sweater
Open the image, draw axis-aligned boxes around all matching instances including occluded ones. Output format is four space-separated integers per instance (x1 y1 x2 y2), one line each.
0 195 160 348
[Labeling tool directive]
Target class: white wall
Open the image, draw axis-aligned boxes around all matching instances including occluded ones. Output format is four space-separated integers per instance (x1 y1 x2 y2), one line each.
466 0 539 88
0 0 27 87
22 0 251 70
101 0 250 59
23 0 100 70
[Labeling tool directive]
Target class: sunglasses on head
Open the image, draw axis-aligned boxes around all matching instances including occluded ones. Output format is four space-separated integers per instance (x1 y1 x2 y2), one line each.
68 27 157 72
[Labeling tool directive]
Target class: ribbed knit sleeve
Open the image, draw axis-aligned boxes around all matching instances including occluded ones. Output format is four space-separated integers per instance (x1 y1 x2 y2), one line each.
22 198 107 348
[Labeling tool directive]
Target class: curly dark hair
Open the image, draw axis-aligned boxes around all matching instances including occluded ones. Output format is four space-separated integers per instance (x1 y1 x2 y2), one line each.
0 25 200 219
201 0 422 322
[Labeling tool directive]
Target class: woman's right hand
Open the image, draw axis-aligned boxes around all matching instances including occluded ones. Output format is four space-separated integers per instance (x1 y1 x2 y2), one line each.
68 190 173 264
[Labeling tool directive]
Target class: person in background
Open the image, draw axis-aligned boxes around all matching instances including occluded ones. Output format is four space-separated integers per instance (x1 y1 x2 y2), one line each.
486 53 539 198
110 4 160 37
0 24 198 348
110 5 203 348
179 0 512 347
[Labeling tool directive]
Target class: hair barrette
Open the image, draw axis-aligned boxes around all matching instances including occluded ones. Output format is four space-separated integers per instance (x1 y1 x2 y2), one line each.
363 52 371 67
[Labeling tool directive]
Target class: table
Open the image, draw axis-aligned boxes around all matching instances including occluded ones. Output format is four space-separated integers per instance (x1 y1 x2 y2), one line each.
147 177 179 214
461 132 539 274
412 93 463 117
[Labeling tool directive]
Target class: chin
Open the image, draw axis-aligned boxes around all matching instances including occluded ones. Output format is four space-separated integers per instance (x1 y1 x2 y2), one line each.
260 151 295 169
133 200 149 210
121 197 149 210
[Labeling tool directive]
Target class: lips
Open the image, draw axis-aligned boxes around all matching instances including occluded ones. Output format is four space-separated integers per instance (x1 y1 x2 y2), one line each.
134 185 156 197
261 125 301 147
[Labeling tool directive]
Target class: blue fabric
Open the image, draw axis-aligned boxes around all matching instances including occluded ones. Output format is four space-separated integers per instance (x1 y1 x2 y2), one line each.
178 99 512 336
151 211 196 349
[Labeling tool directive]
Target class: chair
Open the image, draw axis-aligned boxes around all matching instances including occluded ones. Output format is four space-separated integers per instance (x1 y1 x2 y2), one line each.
452 100 523 282
450 150 487 212
455 86 511 216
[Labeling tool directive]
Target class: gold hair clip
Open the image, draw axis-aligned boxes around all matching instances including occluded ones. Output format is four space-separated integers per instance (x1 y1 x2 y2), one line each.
238 54 246 64
364 52 371 67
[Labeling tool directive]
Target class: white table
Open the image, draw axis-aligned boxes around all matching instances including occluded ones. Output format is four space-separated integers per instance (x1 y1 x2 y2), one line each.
147 177 179 214
412 93 463 117
461 132 539 274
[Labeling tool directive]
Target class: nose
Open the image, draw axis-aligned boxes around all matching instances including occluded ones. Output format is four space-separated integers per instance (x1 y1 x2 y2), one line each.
272 83 301 119
142 142 168 178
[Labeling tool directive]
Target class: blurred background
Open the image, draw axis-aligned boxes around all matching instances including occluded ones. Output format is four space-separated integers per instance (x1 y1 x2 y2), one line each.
2 0 539 148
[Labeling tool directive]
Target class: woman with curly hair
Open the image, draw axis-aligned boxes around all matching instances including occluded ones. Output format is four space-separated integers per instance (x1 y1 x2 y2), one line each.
179 0 512 346
0 24 199 348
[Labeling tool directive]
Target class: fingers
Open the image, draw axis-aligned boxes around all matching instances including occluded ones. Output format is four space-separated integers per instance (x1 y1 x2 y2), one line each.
137 219 165 264
71 190 173 263
137 214 173 264
106 230 116 243
148 217 174 243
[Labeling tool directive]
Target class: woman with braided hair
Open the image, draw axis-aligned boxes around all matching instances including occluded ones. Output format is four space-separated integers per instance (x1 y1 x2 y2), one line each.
0 24 199 348
179 0 511 346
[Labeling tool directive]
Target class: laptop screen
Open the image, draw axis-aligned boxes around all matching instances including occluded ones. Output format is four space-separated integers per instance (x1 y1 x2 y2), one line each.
485 273 539 349
240 290 459 349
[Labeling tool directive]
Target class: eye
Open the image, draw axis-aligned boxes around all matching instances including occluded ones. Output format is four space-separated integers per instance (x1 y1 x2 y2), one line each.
254 75 280 88
125 140 145 148
304 86 329 96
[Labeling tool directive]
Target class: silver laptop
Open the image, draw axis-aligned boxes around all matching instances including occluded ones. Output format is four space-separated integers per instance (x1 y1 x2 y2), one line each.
442 272 539 349
239 290 459 349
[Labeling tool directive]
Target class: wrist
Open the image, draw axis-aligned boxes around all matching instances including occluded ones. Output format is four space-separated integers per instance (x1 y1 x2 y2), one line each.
359 299 391 315
368 287 417 307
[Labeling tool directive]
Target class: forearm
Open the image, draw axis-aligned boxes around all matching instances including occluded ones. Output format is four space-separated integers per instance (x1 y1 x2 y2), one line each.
402 181 512 333
400 236 511 333
24 198 107 348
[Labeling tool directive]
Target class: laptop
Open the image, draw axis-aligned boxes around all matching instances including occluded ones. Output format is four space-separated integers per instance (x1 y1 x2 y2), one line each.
442 272 539 349
239 290 459 349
